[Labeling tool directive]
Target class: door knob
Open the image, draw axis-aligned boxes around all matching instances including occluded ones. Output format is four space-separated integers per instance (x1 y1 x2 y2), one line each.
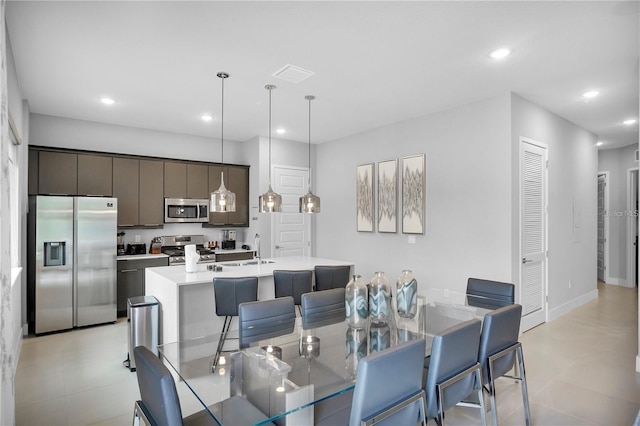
275 245 281 249
522 258 533 264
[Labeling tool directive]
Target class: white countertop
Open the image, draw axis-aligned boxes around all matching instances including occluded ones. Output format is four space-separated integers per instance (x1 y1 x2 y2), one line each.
146 256 353 286
117 253 169 261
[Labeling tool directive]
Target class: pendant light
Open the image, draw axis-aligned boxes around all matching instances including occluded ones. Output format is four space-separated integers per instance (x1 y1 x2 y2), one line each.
299 95 321 213
210 72 236 213
259 84 282 213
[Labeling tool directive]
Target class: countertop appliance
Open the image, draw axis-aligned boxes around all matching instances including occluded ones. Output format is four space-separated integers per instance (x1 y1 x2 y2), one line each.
28 196 118 334
221 229 236 250
117 232 126 256
127 243 147 255
160 234 216 266
150 237 162 254
164 198 209 223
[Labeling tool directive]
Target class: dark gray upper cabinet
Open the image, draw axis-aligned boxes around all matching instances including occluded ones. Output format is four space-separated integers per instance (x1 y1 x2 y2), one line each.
164 161 187 198
38 150 78 195
113 157 139 227
207 164 249 227
187 164 209 199
139 160 164 226
78 154 113 196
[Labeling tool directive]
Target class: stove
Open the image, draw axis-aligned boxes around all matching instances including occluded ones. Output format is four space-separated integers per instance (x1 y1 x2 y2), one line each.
160 235 216 266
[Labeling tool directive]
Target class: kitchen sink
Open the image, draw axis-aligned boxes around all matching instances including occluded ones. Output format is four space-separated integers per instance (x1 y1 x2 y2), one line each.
222 259 276 267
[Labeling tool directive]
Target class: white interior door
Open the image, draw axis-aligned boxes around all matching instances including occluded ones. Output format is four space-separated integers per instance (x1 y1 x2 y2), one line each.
272 166 310 258
520 138 548 331
628 168 638 287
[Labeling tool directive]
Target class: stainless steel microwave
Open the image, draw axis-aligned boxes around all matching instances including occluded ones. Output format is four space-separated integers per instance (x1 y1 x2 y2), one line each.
164 198 209 223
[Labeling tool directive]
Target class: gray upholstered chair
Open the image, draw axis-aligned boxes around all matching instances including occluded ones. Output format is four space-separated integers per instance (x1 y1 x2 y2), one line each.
424 319 486 426
132 345 274 426
478 303 530 426
466 278 515 309
212 277 258 369
314 265 350 291
300 288 346 329
350 339 428 425
238 296 296 349
273 269 313 315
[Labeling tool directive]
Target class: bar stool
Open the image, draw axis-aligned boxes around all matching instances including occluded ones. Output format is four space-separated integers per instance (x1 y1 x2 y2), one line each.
212 276 258 370
273 270 313 315
313 265 350 291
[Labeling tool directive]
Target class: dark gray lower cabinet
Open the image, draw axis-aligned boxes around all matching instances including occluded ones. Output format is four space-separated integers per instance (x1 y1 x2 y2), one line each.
117 257 168 316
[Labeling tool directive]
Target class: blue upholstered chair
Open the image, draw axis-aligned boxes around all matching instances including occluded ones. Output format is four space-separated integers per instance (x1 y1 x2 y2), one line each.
424 319 486 426
466 278 515 309
273 269 313 315
132 345 274 426
314 339 427 426
314 265 350 291
212 277 258 369
478 303 530 426
300 288 346 329
238 296 296 349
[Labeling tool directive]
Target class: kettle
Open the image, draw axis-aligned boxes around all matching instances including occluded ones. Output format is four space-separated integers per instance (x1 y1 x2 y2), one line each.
150 237 162 254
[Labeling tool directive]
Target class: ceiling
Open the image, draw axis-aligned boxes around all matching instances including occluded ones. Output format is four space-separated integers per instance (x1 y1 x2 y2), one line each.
5 1 639 150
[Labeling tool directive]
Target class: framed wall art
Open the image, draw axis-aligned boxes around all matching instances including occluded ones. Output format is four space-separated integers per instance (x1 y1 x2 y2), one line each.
401 154 425 234
356 163 374 232
377 159 397 233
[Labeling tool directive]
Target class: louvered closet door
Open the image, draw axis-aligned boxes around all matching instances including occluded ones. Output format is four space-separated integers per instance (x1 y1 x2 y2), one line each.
520 139 548 331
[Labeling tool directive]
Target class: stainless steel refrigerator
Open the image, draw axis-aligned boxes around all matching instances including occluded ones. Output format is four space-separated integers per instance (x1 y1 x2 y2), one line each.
28 196 118 334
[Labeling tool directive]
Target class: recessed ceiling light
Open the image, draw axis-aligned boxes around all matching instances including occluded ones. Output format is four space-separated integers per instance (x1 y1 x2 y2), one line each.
201 114 213 122
276 128 286 135
623 119 637 125
489 48 511 60
582 90 599 99
596 141 604 147
100 97 115 105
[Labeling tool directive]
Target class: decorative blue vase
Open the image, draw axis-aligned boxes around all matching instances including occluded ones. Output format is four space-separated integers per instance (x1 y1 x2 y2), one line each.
396 269 418 319
345 275 368 329
369 322 391 353
345 326 367 378
368 271 391 324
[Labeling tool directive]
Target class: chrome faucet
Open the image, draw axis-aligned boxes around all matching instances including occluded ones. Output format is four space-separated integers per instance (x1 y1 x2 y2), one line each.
254 234 260 260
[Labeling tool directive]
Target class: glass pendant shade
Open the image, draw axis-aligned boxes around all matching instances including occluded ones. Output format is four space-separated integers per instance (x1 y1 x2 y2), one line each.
210 171 236 212
259 84 282 213
210 71 236 213
299 94 320 213
259 184 282 213
299 188 320 213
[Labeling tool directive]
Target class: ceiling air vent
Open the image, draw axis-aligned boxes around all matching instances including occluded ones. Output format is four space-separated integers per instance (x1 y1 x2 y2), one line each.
272 64 315 84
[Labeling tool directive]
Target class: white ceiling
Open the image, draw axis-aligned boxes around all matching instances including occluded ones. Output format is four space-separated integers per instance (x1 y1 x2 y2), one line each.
6 1 639 150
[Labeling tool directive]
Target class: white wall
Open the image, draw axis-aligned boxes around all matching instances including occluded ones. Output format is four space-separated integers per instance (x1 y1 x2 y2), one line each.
315 95 513 293
510 93 598 318
598 143 638 285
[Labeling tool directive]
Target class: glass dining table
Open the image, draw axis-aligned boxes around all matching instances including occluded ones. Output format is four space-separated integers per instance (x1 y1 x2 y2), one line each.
158 291 504 425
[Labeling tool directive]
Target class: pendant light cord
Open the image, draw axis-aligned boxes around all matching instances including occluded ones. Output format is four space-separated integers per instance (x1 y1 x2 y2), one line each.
221 75 224 163
307 96 312 188
268 86 272 185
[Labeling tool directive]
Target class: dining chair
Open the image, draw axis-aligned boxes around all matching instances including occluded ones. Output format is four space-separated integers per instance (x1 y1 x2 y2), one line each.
300 288 346 329
314 265 351 291
133 345 274 426
238 296 296 349
212 277 258 369
466 278 515 309
314 339 427 426
478 303 531 426
424 318 486 426
273 269 313 315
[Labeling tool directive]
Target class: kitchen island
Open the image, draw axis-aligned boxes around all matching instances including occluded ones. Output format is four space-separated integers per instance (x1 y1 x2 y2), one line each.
145 256 354 345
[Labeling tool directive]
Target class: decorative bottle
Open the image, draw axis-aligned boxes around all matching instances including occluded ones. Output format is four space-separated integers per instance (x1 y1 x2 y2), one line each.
368 271 391 324
345 275 368 329
396 269 418 319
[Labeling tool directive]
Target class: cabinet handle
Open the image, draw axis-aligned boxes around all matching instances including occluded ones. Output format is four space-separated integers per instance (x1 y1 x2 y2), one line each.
119 224 135 227
143 224 162 227
120 269 138 273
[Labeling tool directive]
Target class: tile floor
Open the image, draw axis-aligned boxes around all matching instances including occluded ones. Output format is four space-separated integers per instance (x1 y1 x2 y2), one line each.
15 281 640 425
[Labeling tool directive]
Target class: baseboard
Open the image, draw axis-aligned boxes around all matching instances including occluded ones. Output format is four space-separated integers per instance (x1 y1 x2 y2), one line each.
604 277 629 287
548 289 599 321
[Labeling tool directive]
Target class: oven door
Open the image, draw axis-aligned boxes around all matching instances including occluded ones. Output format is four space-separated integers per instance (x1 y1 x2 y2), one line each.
164 198 210 223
